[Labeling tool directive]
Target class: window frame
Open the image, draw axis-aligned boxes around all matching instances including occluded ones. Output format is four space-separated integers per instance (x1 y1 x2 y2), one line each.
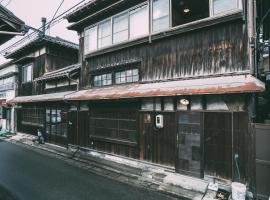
113 11 129 44
83 0 242 55
115 68 139 85
22 64 33 83
93 73 113 87
92 68 139 87
152 0 170 32
84 1 149 54
209 0 242 16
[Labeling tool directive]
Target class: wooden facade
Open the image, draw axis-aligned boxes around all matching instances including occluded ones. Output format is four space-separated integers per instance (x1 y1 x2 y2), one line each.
6 35 79 146
63 0 263 186
81 18 246 87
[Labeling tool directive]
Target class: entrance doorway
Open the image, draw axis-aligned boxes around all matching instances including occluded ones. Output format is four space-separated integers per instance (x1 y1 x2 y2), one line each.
140 112 176 166
176 112 203 178
204 112 233 180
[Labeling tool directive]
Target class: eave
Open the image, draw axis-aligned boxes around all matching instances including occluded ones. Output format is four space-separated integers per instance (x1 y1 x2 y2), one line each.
65 74 265 101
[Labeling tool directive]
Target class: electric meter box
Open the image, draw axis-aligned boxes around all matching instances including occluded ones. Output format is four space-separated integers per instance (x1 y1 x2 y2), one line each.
156 114 164 128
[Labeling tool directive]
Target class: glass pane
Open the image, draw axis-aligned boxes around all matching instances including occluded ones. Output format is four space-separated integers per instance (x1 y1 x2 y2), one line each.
153 0 169 32
155 98 162 111
113 31 129 44
98 36 112 48
113 12 128 43
51 110 56 123
26 65 32 82
213 0 238 15
164 97 174 111
132 75 139 82
130 4 149 38
141 98 154 110
23 67 27 82
46 109 50 123
85 26 97 52
126 70 132 76
153 16 169 32
57 79 69 87
98 20 112 48
115 72 121 84
132 69 139 76
127 76 133 83
57 110 61 123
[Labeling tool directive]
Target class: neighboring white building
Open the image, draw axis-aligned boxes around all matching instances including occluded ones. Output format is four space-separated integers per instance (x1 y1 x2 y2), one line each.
0 61 17 133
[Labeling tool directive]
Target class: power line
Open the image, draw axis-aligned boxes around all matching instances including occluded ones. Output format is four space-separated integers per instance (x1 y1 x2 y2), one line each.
0 0 86 56
47 0 65 31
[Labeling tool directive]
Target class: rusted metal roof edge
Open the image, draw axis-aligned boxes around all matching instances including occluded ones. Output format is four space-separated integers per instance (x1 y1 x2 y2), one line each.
65 75 265 101
7 91 74 104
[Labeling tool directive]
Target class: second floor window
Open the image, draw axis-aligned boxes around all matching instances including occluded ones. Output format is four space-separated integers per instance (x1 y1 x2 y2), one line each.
98 20 112 48
115 69 139 84
84 3 149 54
84 0 242 54
113 12 129 44
94 73 112 87
212 0 240 15
130 5 148 39
153 0 170 32
85 26 98 52
22 64 32 83
93 68 139 87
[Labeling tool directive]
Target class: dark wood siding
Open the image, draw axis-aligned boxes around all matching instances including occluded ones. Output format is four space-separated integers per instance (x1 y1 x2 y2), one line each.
89 102 139 159
139 112 176 166
45 45 78 73
18 47 78 96
82 19 246 87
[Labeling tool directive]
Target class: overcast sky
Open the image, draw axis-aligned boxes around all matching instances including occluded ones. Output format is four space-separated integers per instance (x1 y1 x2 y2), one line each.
0 0 84 64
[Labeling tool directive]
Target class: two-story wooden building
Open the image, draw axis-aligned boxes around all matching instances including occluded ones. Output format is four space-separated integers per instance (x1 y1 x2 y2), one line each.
65 0 264 188
6 35 80 146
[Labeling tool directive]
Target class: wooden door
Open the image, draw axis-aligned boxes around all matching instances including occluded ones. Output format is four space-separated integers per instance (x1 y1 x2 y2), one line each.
204 112 232 180
140 112 176 166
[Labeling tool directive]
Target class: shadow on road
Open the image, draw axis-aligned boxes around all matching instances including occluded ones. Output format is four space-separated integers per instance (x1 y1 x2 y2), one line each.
0 183 19 200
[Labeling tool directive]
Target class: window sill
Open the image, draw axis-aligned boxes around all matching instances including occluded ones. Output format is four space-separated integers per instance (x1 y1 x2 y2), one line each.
84 10 243 58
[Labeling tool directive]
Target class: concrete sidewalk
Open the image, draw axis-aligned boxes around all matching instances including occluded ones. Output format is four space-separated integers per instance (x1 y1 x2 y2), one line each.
3 133 217 200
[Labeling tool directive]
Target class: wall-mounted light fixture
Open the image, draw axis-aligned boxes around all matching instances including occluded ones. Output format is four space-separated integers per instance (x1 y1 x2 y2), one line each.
183 8 190 13
180 98 190 106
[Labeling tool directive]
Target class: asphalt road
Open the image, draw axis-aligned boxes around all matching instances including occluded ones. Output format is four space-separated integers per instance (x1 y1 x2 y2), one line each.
0 140 174 200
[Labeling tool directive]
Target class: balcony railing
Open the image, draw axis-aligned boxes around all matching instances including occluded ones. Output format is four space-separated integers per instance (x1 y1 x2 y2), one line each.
0 83 14 92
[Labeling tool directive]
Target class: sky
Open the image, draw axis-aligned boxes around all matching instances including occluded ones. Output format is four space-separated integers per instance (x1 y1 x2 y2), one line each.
0 0 85 64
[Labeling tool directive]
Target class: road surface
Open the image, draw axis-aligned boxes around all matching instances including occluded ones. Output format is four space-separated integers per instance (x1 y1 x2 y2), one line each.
0 140 174 200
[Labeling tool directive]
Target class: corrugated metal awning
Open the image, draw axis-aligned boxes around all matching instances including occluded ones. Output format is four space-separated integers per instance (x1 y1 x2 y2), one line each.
65 75 265 101
8 91 75 104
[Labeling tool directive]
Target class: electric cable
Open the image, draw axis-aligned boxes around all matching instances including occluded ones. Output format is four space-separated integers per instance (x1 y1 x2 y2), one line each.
47 0 65 31
0 0 87 56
